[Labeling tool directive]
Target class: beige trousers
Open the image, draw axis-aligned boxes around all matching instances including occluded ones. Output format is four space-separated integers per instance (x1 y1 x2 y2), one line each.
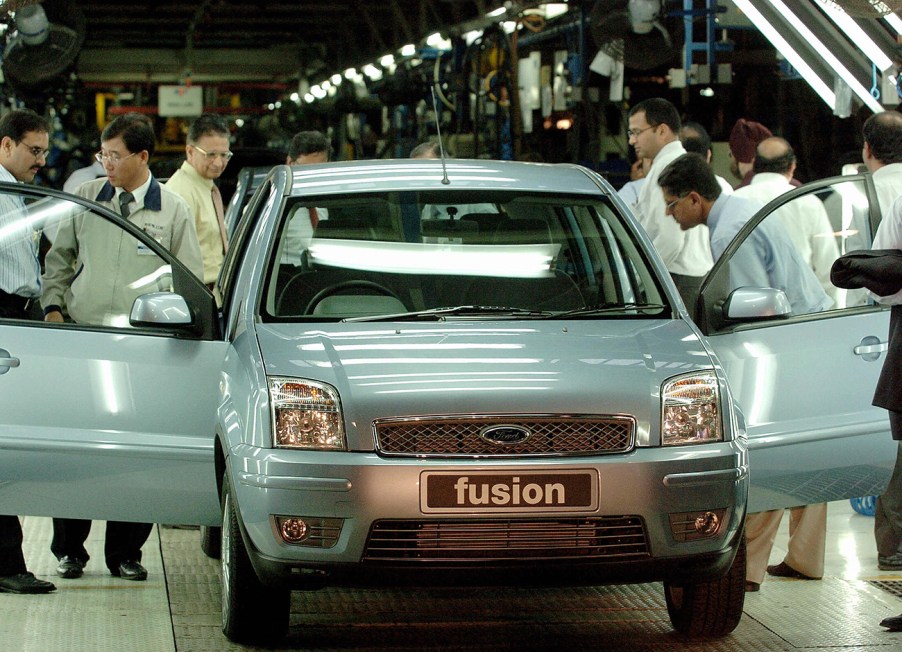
745 503 827 584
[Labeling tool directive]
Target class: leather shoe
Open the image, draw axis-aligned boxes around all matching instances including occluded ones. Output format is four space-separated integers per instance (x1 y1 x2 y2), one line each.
766 561 818 580
0 572 56 594
112 560 147 581
56 555 85 579
881 614 902 631
879 552 902 570
745 581 760 592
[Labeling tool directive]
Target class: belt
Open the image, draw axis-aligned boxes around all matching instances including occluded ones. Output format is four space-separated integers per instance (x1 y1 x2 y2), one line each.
0 288 33 313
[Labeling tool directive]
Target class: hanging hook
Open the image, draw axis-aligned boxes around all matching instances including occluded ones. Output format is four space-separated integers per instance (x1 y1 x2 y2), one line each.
871 63 881 100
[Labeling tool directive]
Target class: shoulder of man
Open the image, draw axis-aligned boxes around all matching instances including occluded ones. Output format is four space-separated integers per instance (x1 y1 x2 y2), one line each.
158 182 194 215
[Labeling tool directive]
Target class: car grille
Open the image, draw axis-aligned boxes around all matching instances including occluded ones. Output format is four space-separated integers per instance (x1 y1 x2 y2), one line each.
363 517 649 562
374 415 635 457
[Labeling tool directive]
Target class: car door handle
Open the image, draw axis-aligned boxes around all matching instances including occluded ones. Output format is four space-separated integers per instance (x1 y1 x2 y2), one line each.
854 336 888 361
0 356 20 368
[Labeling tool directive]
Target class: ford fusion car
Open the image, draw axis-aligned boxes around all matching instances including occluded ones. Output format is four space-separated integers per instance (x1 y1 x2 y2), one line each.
0 160 892 646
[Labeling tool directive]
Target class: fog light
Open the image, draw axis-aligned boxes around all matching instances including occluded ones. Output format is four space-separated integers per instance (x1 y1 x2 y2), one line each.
668 509 726 541
279 518 309 543
694 511 719 535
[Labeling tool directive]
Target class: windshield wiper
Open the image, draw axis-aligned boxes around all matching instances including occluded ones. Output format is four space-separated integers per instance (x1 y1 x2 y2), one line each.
343 305 554 322
556 302 668 317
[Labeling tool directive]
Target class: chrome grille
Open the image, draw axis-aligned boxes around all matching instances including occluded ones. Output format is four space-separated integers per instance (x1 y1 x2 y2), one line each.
374 415 635 457
363 517 649 562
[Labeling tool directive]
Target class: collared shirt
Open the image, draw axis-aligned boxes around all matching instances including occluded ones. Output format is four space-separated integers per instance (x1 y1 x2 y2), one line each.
0 163 41 298
707 193 832 315
41 175 204 325
734 172 839 300
868 163 902 305
165 161 225 284
637 140 713 276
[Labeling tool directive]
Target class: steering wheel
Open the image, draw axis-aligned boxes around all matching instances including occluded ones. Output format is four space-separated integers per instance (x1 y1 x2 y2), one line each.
304 280 402 315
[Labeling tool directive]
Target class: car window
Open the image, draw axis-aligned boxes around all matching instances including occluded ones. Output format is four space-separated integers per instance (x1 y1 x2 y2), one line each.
260 191 669 320
0 185 206 333
701 176 878 333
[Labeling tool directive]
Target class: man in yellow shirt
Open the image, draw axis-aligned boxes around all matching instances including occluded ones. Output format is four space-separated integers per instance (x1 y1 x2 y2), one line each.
166 114 232 287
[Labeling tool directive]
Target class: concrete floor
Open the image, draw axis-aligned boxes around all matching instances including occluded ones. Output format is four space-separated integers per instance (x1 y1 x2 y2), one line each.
3 501 902 651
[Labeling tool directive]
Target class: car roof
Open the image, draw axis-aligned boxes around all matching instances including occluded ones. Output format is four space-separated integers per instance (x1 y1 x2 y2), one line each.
284 159 611 197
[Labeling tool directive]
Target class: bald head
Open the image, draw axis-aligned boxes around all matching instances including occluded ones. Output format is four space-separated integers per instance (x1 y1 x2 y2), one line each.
863 110 902 170
753 136 796 178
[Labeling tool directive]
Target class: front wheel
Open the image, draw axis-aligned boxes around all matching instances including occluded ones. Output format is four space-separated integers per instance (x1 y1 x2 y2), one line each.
200 525 221 559
220 474 290 644
663 530 746 637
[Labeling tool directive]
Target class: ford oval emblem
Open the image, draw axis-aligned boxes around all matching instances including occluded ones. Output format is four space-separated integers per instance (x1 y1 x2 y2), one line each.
480 425 532 445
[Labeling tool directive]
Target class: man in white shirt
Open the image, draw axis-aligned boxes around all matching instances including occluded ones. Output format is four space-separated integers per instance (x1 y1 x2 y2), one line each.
679 121 733 195
628 98 712 316
734 137 839 301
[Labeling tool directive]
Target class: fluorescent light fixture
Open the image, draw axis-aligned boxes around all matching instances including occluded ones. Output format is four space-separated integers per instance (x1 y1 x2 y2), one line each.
290 92 300 103
380 54 395 67
767 0 882 112
304 93 314 103
330 73 342 85
321 80 332 91
885 12 902 35
426 32 444 47
463 29 483 45
487 7 506 17
363 64 383 81
502 21 518 34
731 0 835 109
816 0 893 71
308 240 560 278
542 3 570 19
310 85 326 99
400 43 416 57
344 67 357 80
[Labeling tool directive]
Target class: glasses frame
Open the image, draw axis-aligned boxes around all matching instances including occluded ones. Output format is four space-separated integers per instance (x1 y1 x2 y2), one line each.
627 125 655 139
95 151 138 165
191 144 233 161
665 194 689 213
17 141 50 159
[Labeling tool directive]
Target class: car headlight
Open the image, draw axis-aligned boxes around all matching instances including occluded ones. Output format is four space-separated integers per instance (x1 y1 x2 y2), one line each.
661 371 722 446
268 377 345 450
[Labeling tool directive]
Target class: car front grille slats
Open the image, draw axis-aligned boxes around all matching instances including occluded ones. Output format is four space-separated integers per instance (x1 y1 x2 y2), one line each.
375 416 634 457
363 517 649 562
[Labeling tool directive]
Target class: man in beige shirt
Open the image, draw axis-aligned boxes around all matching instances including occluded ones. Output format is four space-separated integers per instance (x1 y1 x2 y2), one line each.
166 113 232 287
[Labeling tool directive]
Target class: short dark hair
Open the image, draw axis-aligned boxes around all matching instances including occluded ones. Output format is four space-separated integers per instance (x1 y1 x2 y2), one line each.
287 130 330 161
753 139 796 175
680 121 711 156
410 141 441 159
658 153 722 201
0 109 50 141
628 98 681 133
863 111 902 165
102 113 156 158
188 113 230 143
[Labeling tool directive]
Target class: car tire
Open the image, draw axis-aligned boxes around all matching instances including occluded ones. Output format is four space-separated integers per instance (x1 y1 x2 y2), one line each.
220 474 290 644
200 525 221 559
663 529 746 637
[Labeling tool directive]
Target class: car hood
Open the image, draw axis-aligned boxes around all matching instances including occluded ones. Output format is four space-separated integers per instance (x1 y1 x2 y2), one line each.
255 320 714 449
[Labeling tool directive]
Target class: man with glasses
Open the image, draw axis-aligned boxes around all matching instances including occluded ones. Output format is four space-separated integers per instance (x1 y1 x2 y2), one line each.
41 112 202 584
628 98 713 318
0 108 56 595
166 113 232 287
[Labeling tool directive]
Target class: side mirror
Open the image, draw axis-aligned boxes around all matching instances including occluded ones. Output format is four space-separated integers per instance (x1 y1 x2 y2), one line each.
130 292 194 329
723 287 791 321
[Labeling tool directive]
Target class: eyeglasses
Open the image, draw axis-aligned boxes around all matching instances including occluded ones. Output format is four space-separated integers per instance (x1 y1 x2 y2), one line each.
627 126 655 139
665 194 689 213
191 144 233 161
17 141 49 158
95 151 138 165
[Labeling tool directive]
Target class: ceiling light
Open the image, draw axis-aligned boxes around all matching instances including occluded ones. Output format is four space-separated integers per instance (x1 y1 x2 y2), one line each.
487 7 506 17
542 4 570 19
363 64 383 81
885 12 902 36
290 92 300 103
400 44 416 57
380 54 395 67
304 93 315 103
463 29 483 45
344 68 357 80
816 1 893 71
331 73 342 86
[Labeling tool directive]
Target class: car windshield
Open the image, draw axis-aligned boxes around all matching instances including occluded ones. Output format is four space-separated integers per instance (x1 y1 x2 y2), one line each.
261 191 669 321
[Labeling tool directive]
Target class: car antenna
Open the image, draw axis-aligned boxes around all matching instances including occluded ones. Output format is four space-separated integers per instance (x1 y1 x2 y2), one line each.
430 87 451 185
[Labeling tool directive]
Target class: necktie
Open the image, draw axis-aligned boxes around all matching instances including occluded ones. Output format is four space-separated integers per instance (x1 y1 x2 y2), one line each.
309 206 320 229
212 184 228 254
119 191 134 218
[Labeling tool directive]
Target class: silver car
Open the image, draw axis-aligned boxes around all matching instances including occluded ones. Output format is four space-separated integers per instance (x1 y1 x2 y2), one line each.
0 161 891 646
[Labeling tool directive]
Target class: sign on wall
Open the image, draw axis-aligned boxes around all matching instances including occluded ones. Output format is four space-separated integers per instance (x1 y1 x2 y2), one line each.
158 85 203 117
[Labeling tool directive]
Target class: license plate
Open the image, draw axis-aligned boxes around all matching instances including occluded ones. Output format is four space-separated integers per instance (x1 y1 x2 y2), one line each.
421 470 598 514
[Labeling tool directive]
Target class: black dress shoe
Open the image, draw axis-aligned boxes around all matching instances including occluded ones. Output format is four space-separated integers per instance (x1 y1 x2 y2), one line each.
766 561 818 580
112 560 147 581
745 581 760 592
56 555 86 579
880 614 902 631
0 572 56 594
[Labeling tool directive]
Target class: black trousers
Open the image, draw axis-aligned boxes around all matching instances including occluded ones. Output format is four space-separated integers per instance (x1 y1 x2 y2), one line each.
0 291 36 577
51 519 153 572
875 411 902 557
0 516 26 576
